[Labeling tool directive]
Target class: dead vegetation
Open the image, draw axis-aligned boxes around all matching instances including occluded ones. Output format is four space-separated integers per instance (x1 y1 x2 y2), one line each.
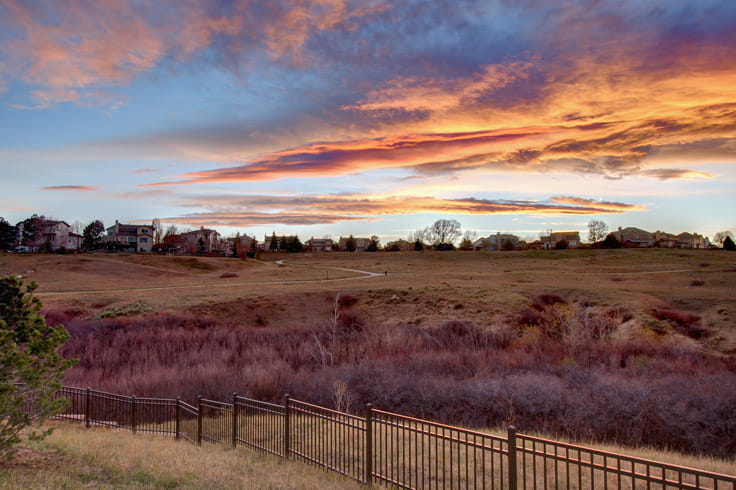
49 288 736 458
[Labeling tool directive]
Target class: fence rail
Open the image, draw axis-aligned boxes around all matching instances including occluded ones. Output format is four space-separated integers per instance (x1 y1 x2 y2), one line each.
31 385 736 489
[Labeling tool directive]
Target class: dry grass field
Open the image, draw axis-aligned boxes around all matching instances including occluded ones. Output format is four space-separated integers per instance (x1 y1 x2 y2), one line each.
0 422 363 489
2 249 734 347
2 249 736 457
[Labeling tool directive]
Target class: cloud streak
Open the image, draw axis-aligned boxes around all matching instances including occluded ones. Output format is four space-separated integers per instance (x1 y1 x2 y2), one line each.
41 185 98 192
170 193 643 227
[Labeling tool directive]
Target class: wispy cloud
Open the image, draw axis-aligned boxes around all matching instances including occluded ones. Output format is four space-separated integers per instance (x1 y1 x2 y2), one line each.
41 185 98 192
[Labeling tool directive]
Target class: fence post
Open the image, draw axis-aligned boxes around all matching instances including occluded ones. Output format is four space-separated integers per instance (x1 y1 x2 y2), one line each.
174 396 181 439
197 395 203 446
131 395 137 434
508 426 518 490
232 392 238 448
85 387 91 429
365 403 373 484
284 394 291 459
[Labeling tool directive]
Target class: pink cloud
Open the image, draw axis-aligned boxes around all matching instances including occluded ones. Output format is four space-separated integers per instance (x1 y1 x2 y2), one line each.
41 185 99 192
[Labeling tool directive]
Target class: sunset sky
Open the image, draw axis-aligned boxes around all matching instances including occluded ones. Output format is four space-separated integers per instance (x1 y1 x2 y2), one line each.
1 0 735 243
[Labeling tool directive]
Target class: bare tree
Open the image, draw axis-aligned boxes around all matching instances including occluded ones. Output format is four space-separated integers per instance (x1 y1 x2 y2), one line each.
424 219 461 247
587 219 609 243
152 218 162 243
459 230 477 250
70 220 84 235
163 224 179 238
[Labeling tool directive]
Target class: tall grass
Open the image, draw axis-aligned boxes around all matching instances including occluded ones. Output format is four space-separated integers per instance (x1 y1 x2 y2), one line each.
0 422 363 490
46 292 736 458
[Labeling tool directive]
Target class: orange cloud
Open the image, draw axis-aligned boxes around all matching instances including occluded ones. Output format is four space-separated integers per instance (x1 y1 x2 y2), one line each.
171 193 643 227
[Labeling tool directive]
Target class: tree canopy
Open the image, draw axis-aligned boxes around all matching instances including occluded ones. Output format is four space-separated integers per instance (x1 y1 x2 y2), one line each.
82 220 105 250
587 219 609 243
424 219 461 248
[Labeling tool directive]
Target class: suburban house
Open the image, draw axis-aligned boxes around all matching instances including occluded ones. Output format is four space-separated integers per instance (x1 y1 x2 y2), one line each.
180 227 221 254
540 231 580 249
229 234 258 258
676 232 709 249
385 239 414 251
106 220 155 253
338 236 372 252
262 234 291 251
67 232 82 251
616 227 654 248
18 218 78 252
305 237 334 252
653 231 678 248
472 233 521 251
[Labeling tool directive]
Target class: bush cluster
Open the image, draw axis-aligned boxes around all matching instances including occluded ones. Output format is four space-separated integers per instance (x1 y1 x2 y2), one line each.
47 294 736 457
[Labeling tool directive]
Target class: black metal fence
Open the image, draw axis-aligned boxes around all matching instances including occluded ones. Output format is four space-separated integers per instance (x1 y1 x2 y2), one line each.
41 386 736 489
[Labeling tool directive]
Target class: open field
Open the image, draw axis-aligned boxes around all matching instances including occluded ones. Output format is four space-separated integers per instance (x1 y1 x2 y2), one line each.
2 249 736 457
2 249 734 345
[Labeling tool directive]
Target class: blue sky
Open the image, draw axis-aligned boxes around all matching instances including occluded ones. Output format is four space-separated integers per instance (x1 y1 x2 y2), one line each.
1 0 735 243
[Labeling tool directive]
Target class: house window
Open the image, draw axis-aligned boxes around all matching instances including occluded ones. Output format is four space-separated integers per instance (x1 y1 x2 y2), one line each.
140 237 148 243
141 229 148 233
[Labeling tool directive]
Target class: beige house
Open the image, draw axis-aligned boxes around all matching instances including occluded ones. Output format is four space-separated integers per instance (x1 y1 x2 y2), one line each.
180 227 220 254
385 239 414 251
676 232 709 249
228 234 257 257
305 237 334 252
106 220 155 252
616 227 654 247
540 231 580 249
34 219 77 252
472 233 521 251
338 236 372 252
67 232 82 251
653 231 678 248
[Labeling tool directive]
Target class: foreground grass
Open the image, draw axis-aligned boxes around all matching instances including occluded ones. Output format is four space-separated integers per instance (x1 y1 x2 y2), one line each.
3 422 733 490
0 422 364 489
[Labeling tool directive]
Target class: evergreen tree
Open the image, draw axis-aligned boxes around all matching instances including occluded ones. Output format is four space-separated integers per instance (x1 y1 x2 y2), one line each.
345 235 356 252
724 236 736 251
19 214 42 247
82 220 105 250
366 235 379 252
0 218 15 250
269 232 278 251
286 236 303 253
1 276 75 460
600 233 622 249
